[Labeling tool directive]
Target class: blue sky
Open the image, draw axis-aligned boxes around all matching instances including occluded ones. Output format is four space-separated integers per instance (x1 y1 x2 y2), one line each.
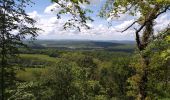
26 0 51 13
26 0 170 40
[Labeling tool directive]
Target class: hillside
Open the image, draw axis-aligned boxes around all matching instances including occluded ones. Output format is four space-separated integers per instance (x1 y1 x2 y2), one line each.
25 40 135 52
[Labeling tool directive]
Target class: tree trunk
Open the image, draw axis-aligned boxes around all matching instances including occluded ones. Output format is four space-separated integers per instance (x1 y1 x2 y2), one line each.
137 20 153 100
1 21 6 100
138 56 149 100
1 46 5 100
1 1 6 99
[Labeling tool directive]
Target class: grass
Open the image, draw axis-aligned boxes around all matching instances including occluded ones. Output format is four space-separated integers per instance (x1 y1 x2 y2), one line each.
20 54 58 62
15 54 57 81
16 68 48 81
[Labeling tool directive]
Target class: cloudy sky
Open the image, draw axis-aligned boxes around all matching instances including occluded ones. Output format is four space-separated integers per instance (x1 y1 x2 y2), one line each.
26 0 170 40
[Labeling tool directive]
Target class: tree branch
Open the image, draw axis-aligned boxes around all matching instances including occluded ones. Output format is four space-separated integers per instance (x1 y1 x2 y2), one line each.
121 20 138 32
154 5 170 19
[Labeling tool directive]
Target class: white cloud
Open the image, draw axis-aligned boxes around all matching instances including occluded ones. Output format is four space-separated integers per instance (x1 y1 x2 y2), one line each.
27 9 135 40
27 3 170 40
28 11 41 21
115 19 135 30
154 13 170 32
88 0 102 4
44 3 62 14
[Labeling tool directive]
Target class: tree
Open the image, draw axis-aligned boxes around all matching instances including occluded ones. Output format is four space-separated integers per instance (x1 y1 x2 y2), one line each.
51 0 93 31
51 0 170 99
0 0 38 99
147 27 170 98
38 59 87 100
100 0 170 99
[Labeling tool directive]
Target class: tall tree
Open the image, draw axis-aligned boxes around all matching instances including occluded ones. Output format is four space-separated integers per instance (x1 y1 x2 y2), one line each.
52 0 170 99
0 0 38 99
100 0 170 99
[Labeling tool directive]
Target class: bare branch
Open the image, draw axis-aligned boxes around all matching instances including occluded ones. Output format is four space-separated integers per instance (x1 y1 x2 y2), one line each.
121 5 170 34
125 4 133 12
120 20 138 32
124 5 169 50
154 5 170 19
134 28 142 50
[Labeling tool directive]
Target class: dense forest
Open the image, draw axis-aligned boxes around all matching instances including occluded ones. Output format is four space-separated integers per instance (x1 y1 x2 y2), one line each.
0 0 170 100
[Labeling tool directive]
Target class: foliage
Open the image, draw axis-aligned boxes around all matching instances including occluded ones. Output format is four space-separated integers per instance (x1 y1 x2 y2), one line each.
99 0 170 99
0 0 39 99
0 0 169 99
6 43 169 99
10 49 133 100
51 0 93 31
127 30 170 99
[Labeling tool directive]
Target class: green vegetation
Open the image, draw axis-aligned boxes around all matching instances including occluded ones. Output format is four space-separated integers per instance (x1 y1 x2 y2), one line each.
0 0 38 99
11 48 133 100
0 0 169 100
4 36 169 99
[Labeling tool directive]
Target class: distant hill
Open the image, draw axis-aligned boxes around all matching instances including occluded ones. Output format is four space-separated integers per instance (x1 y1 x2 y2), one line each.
106 40 135 44
25 40 135 52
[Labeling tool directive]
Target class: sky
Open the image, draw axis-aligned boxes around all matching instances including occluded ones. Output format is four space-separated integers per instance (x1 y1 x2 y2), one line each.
26 0 170 40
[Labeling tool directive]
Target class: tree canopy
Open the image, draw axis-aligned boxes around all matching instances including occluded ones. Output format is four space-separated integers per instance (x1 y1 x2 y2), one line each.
0 0 39 99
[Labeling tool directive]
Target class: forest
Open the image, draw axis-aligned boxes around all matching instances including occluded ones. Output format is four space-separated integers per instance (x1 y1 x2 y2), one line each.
0 0 170 100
